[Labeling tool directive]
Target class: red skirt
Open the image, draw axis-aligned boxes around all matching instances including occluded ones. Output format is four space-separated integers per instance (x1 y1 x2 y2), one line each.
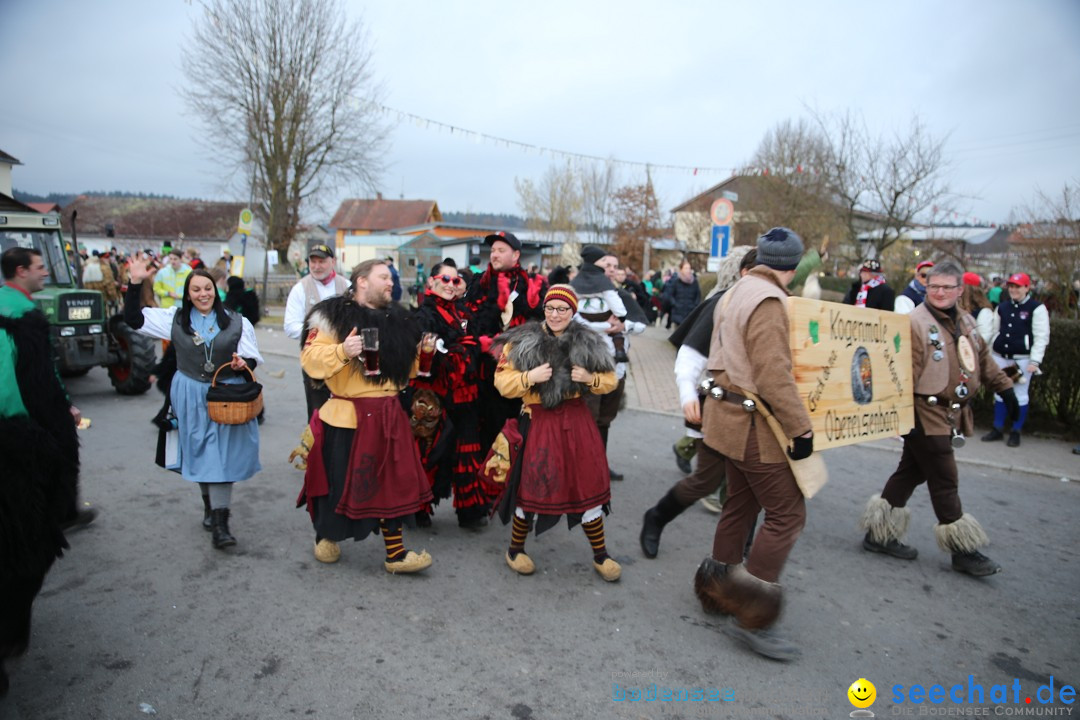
515 397 611 516
299 397 433 521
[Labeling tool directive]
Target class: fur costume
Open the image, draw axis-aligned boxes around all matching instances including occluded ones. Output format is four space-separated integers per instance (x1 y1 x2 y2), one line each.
859 494 912 545
303 295 421 389
0 309 80 691
495 320 615 409
465 263 545 339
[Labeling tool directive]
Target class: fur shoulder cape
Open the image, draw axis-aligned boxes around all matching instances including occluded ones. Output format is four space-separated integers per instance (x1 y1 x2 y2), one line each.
496 320 614 409
305 296 421 388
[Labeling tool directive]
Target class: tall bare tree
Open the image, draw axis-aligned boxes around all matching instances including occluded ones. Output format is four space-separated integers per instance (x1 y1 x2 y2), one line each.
181 0 389 253
579 158 618 245
515 161 583 265
1010 181 1080 318
810 110 954 262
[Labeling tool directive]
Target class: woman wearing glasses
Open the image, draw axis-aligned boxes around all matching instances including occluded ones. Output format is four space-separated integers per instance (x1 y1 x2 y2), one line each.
491 285 622 582
410 263 490 530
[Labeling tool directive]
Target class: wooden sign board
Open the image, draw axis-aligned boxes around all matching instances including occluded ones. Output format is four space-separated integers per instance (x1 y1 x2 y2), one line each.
787 297 914 451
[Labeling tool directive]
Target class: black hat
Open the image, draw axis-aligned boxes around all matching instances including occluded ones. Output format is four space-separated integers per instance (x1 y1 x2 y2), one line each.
580 244 607 265
484 231 521 251
756 227 804 271
861 258 882 273
309 243 334 259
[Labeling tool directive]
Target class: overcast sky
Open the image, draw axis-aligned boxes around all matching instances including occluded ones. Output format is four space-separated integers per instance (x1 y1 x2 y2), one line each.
3 0 1079 226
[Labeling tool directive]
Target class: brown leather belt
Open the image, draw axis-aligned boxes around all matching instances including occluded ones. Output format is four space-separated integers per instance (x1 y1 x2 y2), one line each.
701 378 757 412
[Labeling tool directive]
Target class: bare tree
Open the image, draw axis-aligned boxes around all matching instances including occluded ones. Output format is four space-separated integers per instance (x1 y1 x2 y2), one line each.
181 0 389 253
749 117 849 258
810 110 955 263
515 161 583 265
579 159 618 245
1010 181 1080 318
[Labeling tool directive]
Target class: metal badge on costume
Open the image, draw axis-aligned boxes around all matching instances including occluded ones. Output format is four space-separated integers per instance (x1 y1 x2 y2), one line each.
929 325 944 362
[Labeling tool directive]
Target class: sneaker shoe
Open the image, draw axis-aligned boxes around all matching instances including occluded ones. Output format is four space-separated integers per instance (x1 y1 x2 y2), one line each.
593 557 622 582
723 618 801 662
505 551 535 575
862 532 918 560
699 494 723 514
981 428 1004 442
952 551 1001 577
60 507 99 532
609 467 624 481
384 549 432 574
672 444 692 475
1006 431 1021 447
313 539 341 563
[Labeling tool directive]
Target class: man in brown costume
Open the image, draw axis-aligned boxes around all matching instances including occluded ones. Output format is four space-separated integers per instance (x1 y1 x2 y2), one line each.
692 227 814 662
859 260 1018 577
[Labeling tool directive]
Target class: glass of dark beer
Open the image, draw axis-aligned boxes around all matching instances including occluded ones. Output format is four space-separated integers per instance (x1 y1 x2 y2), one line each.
360 328 380 376
417 332 438 377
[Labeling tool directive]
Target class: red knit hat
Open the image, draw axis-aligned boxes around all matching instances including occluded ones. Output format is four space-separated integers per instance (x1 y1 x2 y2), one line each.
916 260 935 272
544 284 578 313
962 272 983 287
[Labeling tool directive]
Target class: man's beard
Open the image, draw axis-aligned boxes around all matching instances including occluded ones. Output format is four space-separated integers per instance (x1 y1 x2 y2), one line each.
364 289 390 308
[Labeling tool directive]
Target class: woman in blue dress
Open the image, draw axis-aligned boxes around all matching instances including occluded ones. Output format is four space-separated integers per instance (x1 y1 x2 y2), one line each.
124 263 262 549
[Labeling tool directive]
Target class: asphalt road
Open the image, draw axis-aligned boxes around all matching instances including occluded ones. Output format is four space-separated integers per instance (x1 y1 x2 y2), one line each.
2 338 1078 720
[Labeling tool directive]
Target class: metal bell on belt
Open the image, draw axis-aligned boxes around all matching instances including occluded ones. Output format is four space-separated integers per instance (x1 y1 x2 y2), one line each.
741 398 757 412
926 396 939 406
709 385 726 400
950 428 966 448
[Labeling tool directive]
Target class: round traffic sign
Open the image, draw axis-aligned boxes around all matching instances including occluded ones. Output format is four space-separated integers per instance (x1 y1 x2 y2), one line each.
710 198 734 226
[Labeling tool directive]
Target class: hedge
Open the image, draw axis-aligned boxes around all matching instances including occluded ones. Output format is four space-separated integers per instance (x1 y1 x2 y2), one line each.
970 318 1080 438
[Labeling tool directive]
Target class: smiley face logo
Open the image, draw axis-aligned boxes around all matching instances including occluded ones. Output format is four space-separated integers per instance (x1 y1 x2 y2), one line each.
848 678 876 709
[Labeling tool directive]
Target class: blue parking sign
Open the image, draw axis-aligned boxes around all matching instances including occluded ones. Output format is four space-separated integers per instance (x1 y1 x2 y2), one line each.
711 225 731 258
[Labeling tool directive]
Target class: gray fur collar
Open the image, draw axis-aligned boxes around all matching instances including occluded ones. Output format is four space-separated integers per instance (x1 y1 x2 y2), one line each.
497 320 614 408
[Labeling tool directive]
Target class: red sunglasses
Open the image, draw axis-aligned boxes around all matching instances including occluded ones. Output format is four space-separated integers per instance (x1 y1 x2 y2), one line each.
436 274 463 286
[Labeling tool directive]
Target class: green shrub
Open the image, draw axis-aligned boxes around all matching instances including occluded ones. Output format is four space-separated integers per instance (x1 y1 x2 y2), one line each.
971 317 1080 438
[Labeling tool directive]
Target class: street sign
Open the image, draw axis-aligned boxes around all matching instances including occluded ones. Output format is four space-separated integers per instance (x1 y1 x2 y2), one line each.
237 207 254 235
711 225 731 258
721 190 739 203
710 198 734 226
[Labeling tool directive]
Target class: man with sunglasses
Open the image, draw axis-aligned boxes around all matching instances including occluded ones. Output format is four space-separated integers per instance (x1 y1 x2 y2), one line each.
860 260 1018 578
894 260 934 315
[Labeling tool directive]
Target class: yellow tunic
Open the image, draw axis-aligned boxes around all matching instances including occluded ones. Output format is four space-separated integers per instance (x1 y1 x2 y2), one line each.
493 342 618 412
300 328 417 429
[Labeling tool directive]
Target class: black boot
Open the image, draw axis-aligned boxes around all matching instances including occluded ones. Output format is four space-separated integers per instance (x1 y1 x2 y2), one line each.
210 508 236 549
202 494 213 531
639 488 688 558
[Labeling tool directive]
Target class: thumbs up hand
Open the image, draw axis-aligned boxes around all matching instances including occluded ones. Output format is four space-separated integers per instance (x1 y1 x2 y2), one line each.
342 327 363 359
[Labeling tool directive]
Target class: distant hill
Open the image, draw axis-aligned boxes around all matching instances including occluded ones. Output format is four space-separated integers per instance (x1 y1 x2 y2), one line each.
443 211 525 228
13 189 181 209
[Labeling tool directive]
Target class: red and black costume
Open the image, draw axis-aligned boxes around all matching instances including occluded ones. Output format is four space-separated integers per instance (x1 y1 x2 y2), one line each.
411 291 492 526
465 262 546 447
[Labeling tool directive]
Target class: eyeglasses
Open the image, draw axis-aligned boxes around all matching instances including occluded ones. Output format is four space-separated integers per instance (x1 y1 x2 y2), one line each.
435 274 463 286
926 284 959 292
543 305 573 316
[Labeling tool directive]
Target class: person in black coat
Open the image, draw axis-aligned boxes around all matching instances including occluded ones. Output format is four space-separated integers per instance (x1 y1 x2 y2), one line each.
662 260 702 328
224 276 261 326
843 259 895 310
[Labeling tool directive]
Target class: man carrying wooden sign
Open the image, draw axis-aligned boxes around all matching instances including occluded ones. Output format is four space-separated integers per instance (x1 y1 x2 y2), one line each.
859 260 1019 578
693 227 813 662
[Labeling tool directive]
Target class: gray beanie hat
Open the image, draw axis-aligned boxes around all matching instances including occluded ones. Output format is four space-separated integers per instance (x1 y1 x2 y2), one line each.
756 227 804 271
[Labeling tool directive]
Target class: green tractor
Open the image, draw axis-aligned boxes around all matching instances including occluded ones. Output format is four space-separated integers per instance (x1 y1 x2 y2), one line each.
0 196 155 394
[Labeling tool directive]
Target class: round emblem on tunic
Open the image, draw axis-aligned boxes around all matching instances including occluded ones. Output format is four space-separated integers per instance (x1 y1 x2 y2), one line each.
956 336 976 374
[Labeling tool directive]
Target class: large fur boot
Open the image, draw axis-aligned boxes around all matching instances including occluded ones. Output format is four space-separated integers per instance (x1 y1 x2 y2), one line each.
693 559 782 630
934 514 989 554
859 494 910 544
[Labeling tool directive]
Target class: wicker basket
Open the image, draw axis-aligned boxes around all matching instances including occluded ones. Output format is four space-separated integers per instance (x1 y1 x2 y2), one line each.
206 364 264 425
